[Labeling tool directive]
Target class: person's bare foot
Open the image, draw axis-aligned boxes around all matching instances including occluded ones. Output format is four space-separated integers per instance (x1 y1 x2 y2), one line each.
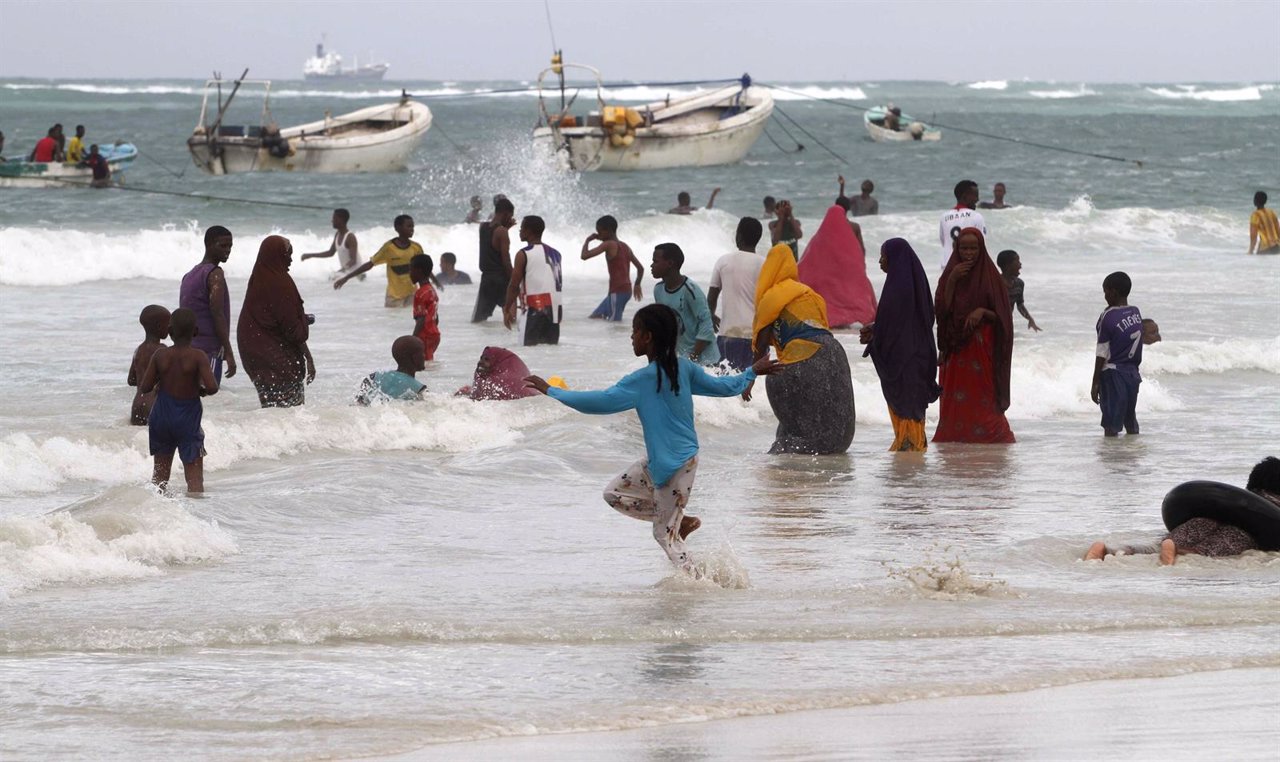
1159 538 1177 566
679 516 701 540
1084 541 1108 561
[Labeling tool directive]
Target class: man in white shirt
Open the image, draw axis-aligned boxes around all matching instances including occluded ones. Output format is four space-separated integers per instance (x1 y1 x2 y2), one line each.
707 217 766 370
939 179 988 270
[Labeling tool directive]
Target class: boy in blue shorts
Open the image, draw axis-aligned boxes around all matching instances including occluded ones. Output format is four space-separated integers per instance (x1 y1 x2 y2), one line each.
356 336 427 405
138 308 219 492
1090 271 1143 437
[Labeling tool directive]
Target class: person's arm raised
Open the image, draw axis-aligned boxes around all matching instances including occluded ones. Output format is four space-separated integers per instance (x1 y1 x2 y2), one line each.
706 187 721 209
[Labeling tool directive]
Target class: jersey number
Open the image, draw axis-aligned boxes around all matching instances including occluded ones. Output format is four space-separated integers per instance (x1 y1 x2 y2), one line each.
1126 330 1141 359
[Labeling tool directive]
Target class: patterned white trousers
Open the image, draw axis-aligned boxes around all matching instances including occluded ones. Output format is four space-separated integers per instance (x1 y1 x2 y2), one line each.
603 455 698 571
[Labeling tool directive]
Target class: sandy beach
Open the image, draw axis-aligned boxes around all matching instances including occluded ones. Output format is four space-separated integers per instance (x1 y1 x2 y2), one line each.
402 668 1280 760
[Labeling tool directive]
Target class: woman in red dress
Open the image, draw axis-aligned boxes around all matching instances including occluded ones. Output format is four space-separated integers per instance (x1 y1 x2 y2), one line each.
932 228 1015 443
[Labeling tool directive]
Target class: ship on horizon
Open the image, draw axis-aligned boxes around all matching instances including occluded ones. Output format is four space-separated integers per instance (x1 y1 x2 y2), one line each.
302 38 389 81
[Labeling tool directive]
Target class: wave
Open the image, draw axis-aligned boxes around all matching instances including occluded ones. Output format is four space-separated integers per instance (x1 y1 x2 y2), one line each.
1145 85 1264 102
0 81 865 103
0 396 569 497
0 485 237 599
967 80 1008 90
1028 85 1098 99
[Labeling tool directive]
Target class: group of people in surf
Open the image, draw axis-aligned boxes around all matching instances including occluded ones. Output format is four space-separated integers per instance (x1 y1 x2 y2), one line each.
125 183 1278 575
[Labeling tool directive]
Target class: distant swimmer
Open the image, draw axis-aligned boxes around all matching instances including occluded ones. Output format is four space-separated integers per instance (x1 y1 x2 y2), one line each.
583 214 645 322
465 195 483 224
938 179 988 270
524 303 781 576
473 197 516 322
301 208 363 279
768 198 803 259
179 225 237 382
978 182 1011 210
436 251 472 285
355 336 427 405
127 305 171 426
1084 457 1280 564
138 308 218 494
852 177 879 216
1248 191 1280 254
668 187 720 215
66 125 86 163
504 215 564 346
761 195 776 219
996 249 1042 332
335 214 423 307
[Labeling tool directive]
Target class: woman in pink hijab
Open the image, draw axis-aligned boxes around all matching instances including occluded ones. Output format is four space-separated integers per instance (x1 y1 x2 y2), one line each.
797 205 877 328
456 346 541 400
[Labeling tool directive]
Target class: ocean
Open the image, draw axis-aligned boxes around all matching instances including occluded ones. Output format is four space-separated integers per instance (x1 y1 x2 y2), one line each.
1 77 1278 759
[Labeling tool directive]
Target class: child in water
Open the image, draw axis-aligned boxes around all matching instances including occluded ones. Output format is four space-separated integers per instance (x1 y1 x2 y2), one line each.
127 304 170 425
356 336 427 405
410 254 441 361
1091 271 1144 437
525 304 781 574
138 308 218 493
996 249 1041 332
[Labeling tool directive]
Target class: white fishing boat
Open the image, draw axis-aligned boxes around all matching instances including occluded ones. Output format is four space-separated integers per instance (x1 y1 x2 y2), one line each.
186 74 431 175
0 143 137 188
531 62 773 172
303 39 389 81
864 105 941 142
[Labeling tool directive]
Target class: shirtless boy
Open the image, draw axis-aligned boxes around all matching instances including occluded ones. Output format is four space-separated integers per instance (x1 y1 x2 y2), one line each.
127 305 171 426
139 308 218 493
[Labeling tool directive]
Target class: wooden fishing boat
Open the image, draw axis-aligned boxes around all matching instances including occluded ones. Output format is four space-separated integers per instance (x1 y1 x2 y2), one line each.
864 105 941 142
186 74 431 175
0 143 137 188
532 62 773 171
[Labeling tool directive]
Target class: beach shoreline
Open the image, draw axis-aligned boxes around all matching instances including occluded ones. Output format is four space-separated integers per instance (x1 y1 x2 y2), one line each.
389 667 1280 760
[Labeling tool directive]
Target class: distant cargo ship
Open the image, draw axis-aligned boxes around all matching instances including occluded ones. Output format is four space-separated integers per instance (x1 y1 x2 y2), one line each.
303 40 389 81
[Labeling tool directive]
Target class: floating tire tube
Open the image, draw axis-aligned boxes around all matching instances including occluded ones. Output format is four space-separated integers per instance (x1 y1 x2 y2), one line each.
1161 480 1280 551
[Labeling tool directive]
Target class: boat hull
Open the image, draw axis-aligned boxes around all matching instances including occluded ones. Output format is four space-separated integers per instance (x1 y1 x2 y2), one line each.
533 86 773 171
0 144 138 188
188 101 430 175
303 68 388 81
863 106 941 143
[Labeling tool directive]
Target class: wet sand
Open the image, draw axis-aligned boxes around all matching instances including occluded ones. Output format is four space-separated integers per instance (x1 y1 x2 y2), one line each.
402 668 1280 761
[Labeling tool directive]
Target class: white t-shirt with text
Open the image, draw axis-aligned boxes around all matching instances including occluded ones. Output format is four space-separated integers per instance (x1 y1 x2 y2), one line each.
938 208 988 269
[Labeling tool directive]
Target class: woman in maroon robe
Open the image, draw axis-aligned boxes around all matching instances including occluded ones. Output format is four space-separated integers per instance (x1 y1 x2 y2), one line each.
932 228 1015 443
237 236 315 407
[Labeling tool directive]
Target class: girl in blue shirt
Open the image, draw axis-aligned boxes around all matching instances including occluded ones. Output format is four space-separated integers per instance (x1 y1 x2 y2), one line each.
526 304 780 573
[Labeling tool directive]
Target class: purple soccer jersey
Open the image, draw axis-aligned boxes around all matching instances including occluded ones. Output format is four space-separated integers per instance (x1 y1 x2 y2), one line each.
1096 305 1144 375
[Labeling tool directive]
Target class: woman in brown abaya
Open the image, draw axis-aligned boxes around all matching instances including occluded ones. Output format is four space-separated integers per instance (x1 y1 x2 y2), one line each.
237 236 315 407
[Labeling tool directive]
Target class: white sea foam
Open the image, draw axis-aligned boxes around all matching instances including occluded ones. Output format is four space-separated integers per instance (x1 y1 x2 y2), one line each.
1028 85 1098 99
0 397 568 497
0 485 237 598
1145 85 1264 102
967 80 1008 90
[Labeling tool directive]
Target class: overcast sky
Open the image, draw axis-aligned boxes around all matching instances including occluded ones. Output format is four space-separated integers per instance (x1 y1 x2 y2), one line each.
1 0 1276 82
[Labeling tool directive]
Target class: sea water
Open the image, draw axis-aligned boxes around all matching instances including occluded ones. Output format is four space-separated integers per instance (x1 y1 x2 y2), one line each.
1 78 1278 758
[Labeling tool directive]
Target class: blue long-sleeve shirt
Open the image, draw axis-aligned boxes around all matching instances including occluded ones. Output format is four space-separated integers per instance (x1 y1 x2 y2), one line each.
547 358 756 485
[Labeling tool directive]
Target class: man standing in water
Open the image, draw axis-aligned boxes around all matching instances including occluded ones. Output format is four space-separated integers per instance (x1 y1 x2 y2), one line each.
179 225 237 383
668 188 720 215
504 215 563 346
474 197 516 322
708 217 766 371
939 179 988 269
301 208 362 278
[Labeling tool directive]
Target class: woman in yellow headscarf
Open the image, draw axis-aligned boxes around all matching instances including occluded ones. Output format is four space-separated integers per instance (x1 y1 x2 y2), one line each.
752 244 855 454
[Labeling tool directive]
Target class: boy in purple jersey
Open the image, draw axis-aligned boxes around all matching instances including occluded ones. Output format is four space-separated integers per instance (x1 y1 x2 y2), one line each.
1090 271 1144 436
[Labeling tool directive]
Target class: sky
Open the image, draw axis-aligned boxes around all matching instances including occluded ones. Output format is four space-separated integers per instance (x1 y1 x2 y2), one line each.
1 0 1277 83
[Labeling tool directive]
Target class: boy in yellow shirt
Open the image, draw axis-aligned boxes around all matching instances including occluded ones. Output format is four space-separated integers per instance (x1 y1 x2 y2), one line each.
334 214 422 306
1249 191 1280 255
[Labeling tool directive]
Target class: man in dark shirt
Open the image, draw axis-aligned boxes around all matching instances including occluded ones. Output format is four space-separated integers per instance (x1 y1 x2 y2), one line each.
437 251 473 285
81 144 111 188
996 249 1041 332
